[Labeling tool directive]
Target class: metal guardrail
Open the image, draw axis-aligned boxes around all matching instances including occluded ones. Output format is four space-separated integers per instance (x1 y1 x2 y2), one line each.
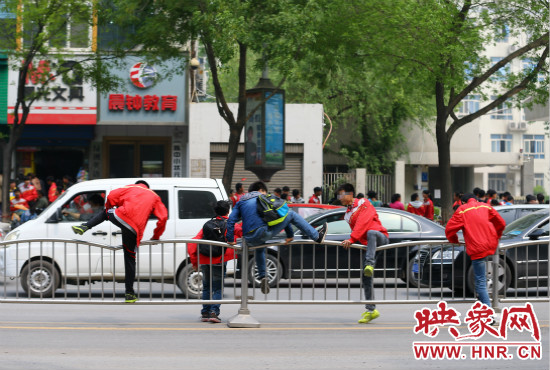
0 237 547 326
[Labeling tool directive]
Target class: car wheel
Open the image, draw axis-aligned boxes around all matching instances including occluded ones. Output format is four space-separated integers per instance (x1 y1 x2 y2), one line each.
248 253 282 287
21 260 60 298
402 257 428 288
176 263 202 299
466 258 511 296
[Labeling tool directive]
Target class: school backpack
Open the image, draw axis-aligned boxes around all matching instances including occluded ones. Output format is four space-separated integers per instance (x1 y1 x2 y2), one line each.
198 217 227 257
257 193 289 227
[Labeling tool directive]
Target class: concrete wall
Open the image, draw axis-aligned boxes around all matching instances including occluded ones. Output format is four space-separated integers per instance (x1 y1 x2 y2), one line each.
188 103 324 196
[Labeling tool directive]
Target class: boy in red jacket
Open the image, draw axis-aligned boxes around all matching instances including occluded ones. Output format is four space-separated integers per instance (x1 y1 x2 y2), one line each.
188 201 242 323
446 194 506 308
71 180 168 303
338 183 389 324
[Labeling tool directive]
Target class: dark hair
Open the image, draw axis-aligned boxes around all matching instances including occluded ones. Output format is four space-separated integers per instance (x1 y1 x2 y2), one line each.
314 186 322 192
461 193 476 203
507 195 514 202
391 193 401 203
337 183 355 195
410 193 419 202
229 189 234 194
422 189 431 196
478 189 485 198
235 183 243 191
46 176 55 183
526 194 536 202
281 193 289 201
503 191 511 199
537 193 545 203
357 193 365 199
273 187 282 195
282 186 290 192
248 181 267 192
292 189 300 197
367 190 377 199
487 189 497 197
89 194 105 206
214 200 231 216
473 187 482 197
490 199 500 206
135 180 150 188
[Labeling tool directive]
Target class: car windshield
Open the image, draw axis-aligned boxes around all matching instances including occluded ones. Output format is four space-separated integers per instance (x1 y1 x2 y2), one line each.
502 211 549 237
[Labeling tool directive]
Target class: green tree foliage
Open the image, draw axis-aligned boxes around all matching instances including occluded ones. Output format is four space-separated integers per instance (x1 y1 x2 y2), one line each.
0 0 129 220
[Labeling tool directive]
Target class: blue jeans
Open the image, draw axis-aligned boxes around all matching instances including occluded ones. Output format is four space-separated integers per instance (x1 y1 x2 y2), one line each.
363 230 388 311
200 264 223 315
471 257 491 307
246 212 320 278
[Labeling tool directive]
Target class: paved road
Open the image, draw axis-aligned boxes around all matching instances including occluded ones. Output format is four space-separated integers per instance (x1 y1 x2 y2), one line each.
0 300 547 370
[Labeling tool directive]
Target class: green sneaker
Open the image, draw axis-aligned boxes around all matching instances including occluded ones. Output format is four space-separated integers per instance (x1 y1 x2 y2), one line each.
72 225 89 235
358 309 380 324
363 265 374 277
125 293 138 303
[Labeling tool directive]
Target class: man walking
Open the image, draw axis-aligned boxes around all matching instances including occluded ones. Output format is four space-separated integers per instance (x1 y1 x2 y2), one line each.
338 183 388 324
445 194 506 309
226 181 327 294
72 180 168 303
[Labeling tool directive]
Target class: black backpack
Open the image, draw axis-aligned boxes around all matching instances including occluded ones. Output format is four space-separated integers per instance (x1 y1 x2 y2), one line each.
198 217 227 257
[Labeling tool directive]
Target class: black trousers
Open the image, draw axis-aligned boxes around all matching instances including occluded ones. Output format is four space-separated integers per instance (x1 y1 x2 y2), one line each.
84 210 138 294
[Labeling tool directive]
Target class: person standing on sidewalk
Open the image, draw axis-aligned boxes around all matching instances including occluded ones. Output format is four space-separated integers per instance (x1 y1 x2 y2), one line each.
71 180 168 303
188 201 242 323
338 183 388 324
226 181 327 295
445 194 506 308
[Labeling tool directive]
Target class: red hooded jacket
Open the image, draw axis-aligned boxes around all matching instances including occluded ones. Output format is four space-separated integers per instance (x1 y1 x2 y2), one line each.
445 198 506 260
345 198 388 245
188 217 243 267
106 184 168 246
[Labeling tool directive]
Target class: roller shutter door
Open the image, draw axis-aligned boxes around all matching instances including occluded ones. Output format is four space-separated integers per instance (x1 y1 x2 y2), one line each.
210 143 303 193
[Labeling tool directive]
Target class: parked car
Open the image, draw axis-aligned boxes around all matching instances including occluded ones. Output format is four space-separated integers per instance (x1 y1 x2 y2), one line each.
0 178 229 299
288 203 343 218
414 209 549 295
495 204 547 225
247 207 448 288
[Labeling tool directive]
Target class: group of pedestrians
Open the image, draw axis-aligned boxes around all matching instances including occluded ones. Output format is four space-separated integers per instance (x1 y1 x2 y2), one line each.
452 187 547 211
229 183 324 207
7 173 76 227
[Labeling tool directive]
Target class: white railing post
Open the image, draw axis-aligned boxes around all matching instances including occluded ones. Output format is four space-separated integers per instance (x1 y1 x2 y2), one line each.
227 238 260 328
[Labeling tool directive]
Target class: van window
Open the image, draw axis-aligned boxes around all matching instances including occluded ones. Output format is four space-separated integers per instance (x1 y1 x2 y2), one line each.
178 190 217 219
60 191 106 222
150 190 169 219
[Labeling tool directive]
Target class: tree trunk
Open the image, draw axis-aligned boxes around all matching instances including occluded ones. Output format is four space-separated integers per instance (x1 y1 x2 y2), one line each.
1 143 12 223
222 126 244 194
435 117 453 224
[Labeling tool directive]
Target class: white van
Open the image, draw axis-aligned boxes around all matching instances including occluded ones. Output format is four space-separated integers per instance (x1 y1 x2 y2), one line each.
0 178 229 299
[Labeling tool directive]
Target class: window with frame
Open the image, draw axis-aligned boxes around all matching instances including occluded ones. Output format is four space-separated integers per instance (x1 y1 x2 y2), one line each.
491 134 512 153
23 7 91 50
535 173 544 188
488 174 507 192
490 57 510 82
523 135 545 159
490 96 513 120
178 190 217 219
59 191 106 222
457 95 480 116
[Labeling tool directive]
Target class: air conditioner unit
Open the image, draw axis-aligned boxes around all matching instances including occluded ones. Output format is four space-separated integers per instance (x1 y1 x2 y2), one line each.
508 165 521 171
508 121 517 130
508 121 527 131
518 121 527 130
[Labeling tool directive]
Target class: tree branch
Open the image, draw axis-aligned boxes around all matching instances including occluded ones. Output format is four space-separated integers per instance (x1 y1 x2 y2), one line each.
447 45 549 138
447 31 549 111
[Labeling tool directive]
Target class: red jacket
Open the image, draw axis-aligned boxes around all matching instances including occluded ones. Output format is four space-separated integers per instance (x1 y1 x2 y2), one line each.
48 182 58 203
106 184 168 246
445 198 506 260
19 183 38 202
308 195 321 204
345 198 388 245
423 198 434 220
188 217 243 267
407 202 425 216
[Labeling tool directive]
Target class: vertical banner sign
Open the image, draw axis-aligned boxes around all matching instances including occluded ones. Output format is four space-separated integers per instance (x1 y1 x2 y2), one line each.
264 92 284 166
245 93 263 167
172 141 183 177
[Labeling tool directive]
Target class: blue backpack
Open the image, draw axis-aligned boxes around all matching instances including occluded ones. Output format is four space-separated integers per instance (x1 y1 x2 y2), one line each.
257 194 289 226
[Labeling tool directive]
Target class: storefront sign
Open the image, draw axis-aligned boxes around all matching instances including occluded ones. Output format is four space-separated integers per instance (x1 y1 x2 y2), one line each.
98 57 187 124
172 141 183 177
7 59 97 125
